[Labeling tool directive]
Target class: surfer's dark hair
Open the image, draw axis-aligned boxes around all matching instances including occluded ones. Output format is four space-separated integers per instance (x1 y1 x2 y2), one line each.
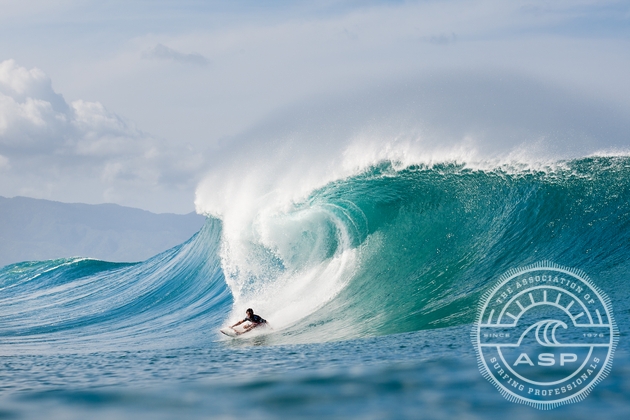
246 308 253 314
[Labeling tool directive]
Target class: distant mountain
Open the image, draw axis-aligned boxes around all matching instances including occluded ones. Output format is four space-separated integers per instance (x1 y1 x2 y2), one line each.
0 196 206 267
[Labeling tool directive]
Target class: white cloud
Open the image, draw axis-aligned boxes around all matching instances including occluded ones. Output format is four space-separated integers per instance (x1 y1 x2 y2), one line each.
142 44 209 66
0 59 203 213
0 154 8 170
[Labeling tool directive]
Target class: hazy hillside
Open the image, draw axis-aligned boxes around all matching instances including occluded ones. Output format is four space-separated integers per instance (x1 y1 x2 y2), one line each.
0 196 206 267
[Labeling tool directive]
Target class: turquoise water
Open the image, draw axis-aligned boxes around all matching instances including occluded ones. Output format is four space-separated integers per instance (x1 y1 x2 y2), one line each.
1 157 629 418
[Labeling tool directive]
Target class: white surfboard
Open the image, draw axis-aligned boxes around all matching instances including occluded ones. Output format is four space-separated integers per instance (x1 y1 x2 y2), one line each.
220 327 239 337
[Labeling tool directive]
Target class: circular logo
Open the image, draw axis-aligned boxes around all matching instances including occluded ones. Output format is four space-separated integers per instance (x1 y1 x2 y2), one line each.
472 262 618 409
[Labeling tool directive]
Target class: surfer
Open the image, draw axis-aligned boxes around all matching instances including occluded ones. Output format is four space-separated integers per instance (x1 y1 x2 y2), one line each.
229 308 268 335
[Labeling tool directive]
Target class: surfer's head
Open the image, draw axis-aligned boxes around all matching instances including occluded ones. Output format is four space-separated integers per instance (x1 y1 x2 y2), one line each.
246 308 253 316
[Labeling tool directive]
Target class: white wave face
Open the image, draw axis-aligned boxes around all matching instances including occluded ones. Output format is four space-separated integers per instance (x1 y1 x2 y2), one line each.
218 200 361 332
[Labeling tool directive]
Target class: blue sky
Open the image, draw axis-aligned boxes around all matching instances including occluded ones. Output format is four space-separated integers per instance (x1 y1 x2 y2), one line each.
0 1 629 213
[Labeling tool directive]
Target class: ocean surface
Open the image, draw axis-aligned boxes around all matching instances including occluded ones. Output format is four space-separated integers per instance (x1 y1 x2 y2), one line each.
1 156 629 419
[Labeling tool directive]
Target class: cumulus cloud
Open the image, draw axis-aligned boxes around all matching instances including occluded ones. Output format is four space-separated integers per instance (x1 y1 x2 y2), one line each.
0 59 204 213
142 44 209 66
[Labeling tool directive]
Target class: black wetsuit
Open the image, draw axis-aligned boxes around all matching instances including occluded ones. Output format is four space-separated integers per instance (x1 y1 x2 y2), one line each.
245 314 267 325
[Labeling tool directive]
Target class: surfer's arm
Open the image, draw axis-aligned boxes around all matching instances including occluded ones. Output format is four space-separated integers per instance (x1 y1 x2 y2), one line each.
230 319 245 328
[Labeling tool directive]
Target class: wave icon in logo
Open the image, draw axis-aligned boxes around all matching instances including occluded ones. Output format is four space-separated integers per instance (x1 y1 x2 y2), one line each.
531 319 566 346
472 262 618 409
